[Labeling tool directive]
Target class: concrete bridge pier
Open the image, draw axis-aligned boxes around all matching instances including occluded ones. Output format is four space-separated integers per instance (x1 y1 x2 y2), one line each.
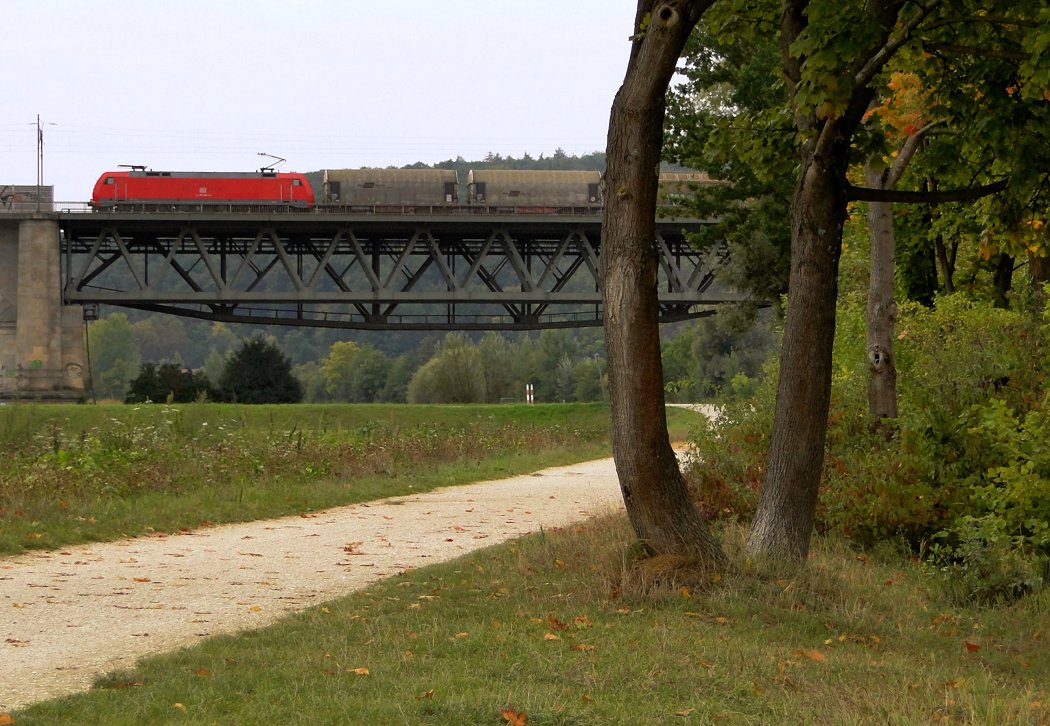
0 214 86 402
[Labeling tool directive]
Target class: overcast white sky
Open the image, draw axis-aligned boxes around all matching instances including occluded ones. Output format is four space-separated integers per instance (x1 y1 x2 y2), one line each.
2 1 638 202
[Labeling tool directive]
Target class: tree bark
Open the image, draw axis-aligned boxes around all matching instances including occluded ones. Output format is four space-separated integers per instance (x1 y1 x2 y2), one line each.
745 143 849 559
865 165 899 421
602 0 724 563
860 123 932 423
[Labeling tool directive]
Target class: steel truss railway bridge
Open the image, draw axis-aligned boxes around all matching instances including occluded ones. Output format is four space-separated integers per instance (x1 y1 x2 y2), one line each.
59 208 741 331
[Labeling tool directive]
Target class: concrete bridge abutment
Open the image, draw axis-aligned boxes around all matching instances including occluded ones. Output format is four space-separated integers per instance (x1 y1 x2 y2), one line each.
0 214 86 402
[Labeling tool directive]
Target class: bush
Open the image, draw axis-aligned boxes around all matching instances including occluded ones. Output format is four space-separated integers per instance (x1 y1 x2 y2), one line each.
687 293 1050 602
125 363 215 404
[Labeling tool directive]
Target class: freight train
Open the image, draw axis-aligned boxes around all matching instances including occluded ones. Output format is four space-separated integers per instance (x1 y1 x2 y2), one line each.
90 166 709 213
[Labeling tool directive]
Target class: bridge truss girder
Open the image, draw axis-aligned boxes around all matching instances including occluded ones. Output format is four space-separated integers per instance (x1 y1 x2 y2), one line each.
60 213 738 331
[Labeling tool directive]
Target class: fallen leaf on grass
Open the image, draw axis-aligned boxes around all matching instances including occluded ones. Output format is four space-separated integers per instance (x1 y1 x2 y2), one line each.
0 713 14 725
544 633 562 641
963 641 981 653
793 649 828 663
547 614 569 630
349 667 370 676
502 708 528 725
571 643 596 652
675 708 696 717
416 689 434 700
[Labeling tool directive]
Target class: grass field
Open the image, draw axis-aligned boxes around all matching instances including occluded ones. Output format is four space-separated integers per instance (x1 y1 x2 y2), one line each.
0 402 691 555
10 516 1048 724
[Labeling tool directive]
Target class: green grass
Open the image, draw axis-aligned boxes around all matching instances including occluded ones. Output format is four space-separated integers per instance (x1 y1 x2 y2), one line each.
1 402 671 555
11 517 1049 725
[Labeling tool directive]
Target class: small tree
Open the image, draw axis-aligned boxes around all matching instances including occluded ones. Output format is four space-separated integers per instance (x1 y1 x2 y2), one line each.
220 338 303 404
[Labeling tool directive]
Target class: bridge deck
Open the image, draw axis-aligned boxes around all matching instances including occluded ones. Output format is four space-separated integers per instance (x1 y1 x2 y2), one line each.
59 210 737 331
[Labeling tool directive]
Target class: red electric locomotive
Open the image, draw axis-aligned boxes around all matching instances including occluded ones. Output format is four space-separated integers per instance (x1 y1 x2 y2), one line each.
90 167 315 210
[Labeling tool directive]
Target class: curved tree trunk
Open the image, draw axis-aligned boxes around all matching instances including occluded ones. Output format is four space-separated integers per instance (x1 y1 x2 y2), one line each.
602 0 723 563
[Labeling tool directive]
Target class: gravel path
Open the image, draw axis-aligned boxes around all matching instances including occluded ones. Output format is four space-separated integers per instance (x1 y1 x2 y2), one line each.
1 457 623 712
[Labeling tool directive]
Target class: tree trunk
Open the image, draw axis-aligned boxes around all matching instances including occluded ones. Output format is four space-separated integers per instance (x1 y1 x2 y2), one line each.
992 252 1015 308
602 0 723 562
1030 252 1049 304
865 167 899 422
745 149 848 559
934 232 956 294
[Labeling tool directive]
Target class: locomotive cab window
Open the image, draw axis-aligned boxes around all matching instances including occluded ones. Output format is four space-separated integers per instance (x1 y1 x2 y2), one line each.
105 177 114 185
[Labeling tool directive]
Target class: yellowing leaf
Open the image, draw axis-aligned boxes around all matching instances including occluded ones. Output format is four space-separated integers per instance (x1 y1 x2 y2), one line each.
675 708 696 717
415 689 434 700
544 632 562 641
349 667 370 676
571 643 596 652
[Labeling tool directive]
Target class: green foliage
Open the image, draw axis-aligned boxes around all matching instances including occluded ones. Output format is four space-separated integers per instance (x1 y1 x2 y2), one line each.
661 314 778 402
664 7 793 305
87 313 140 401
124 363 215 404
219 337 303 404
407 334 487 404
317 341 391 403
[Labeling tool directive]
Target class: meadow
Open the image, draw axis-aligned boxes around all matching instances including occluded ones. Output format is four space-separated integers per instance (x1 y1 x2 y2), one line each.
1 402 665 555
